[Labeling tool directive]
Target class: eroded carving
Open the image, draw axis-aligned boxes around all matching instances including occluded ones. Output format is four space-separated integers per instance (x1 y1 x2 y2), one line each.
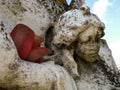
0 0 120 90
52 9 105 78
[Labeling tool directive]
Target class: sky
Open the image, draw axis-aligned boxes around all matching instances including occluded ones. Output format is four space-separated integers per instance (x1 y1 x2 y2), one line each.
67 0 120 67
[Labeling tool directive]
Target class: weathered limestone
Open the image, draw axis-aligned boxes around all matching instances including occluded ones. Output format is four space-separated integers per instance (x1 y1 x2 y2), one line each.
52 9 120 90
76 39 120 90
0 17 76 90
99 40 118 73
0 0 67 45
0 0 76 90
0 0 120 90
52 8 104 78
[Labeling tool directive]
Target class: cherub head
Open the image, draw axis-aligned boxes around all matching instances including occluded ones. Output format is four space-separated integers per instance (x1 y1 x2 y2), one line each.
52 9 105 62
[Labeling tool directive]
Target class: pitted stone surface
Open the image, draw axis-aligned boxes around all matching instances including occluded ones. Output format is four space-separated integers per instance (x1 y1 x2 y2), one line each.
0 0 120 90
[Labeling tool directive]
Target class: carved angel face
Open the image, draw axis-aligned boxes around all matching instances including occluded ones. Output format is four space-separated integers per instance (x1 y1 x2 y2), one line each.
75 25 104 62
52 9 105 62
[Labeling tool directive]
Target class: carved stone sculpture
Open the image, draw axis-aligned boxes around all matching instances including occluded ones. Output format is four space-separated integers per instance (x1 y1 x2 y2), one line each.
0 0 120 90
53 9 120 90
51 8 105 78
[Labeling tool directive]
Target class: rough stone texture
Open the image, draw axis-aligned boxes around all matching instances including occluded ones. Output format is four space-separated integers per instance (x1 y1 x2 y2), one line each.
75 39 120 90
0 0 120 90
51 9 120 90
0 17 76 90
52 9 105 78
0 0 67 46
99 40 118 73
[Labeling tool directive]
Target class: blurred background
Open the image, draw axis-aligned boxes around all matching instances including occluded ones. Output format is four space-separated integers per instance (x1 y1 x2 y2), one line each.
67 0 120 67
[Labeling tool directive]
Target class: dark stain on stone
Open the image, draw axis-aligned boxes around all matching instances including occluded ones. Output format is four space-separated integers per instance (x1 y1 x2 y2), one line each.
0 21 5 32
98 60 120 87
8 85 24 90
8 61 20 71
33 82 39 86
7 1 27 16
0 87 8 90
45 26 54 50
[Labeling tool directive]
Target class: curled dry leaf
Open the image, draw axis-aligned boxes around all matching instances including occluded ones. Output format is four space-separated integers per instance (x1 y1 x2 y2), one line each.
10 24 52 63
